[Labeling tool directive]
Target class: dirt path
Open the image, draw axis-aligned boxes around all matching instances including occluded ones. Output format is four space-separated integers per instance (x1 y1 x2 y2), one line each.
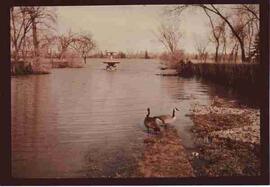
136 127 194 177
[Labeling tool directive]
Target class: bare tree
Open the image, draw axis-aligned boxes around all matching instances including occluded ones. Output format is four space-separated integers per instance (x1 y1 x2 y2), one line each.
56 30 76 59
228 35 240 63
71 33 96 63
39 34 57 58
22 7 56 57
167 4 259 63
156 22 182 54
195 37 209 63
220 23 228 62
199 5 248 62
234 5 259 22
10 7 32 63
235 5 259 60
204 9 226 63
10 6 56 63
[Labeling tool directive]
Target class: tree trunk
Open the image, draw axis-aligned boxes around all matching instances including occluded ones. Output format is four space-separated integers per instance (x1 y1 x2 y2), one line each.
215 42 220 63
201 5 247 62
31 17 39 57
10 8 19 64
234 45 239 63
222 39 227 62
239 40 246 63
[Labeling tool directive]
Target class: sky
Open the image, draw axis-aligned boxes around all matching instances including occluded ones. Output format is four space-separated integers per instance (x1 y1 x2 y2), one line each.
54 5 213 54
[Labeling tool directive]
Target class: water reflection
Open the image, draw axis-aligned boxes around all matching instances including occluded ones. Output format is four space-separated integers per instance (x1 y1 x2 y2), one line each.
11 59 253 178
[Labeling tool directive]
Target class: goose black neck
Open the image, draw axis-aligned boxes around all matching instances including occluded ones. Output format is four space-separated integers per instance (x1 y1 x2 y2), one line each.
172 109 175 117
147 109 150 117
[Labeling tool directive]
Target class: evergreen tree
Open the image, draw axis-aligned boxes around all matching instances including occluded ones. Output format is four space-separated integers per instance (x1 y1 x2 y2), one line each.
250 34 259 63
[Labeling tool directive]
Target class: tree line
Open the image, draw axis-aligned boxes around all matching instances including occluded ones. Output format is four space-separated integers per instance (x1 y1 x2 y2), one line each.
156 4 259 63
10 7 96 66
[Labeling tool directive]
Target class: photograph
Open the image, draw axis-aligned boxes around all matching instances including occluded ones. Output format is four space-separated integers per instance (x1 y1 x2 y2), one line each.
7 2 268 184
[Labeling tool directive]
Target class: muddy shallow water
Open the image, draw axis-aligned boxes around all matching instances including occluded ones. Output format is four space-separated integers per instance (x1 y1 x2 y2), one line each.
11 58 255 178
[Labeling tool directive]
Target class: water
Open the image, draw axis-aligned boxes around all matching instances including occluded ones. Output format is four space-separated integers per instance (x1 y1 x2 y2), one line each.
11 58 253 178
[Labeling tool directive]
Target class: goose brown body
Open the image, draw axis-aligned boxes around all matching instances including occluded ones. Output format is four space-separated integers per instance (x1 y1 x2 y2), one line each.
144 108 160 133
155 108 179 125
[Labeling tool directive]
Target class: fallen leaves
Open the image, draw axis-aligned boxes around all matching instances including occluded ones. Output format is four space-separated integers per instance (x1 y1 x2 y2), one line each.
137 128 195 177
188 96 261 177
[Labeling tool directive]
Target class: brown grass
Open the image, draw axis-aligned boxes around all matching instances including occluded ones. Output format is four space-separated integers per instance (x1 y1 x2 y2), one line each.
137 127 194 177
188 97 261 176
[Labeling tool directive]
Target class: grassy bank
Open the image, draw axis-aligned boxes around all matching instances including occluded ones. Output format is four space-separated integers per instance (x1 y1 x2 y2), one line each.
188 97 260 176
11 58 52 75
51 57 84 68
136 127 194 177
177 63 260 92
11 57 84 75
11 61 33 75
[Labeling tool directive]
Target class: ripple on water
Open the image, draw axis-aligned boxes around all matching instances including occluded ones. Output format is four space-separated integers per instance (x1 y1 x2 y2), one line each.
11 59 252 178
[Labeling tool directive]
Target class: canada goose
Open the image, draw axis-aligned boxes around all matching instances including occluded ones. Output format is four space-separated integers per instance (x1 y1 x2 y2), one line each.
154 107 179 126
144 108 160 133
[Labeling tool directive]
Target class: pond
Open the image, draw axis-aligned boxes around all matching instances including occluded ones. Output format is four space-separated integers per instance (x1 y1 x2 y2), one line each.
11 58 255 178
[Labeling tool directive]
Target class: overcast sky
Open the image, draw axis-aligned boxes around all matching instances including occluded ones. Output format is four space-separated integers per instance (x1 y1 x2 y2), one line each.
55 5 212 54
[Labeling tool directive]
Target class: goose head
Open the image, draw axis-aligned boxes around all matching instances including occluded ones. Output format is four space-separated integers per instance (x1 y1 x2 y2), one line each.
146 108 150 116
172 107 179 117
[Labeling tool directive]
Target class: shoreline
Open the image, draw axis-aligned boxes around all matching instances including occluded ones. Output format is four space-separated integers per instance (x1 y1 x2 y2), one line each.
136 128 195 177
132 96 260 177
187 97 260 176
11 59 261 177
